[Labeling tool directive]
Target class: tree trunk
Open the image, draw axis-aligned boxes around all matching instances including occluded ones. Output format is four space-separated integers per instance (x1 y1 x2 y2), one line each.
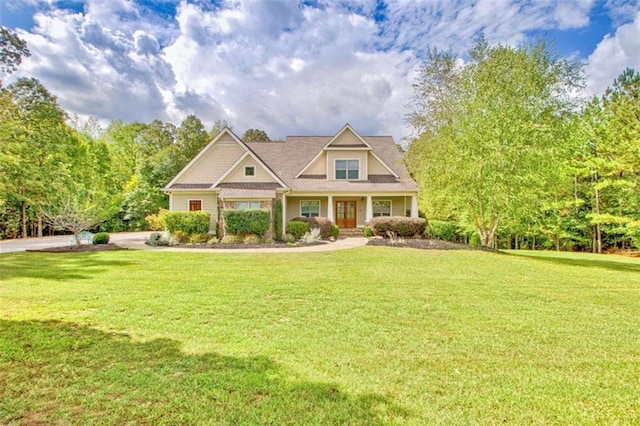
21 200 27 239
532 235 536 250
594 174 602 254
72 230 80 248
37 210 43 238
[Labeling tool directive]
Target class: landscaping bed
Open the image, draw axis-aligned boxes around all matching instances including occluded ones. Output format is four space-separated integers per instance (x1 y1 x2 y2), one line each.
366 237 496 251
27 243 127 253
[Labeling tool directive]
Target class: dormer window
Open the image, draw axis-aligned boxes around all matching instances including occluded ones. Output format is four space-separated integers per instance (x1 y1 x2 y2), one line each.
244 165 255 177
335 159 359 180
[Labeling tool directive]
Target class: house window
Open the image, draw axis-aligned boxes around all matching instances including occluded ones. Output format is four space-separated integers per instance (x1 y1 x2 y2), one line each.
373 200 391 217
244 166 256 177
335 159 359 180
237 201 261 210
300 200 320 218
189 199 202 211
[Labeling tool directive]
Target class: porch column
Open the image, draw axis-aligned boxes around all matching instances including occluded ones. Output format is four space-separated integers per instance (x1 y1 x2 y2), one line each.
365 195 373 223
327 195 334 222
410 195 419 218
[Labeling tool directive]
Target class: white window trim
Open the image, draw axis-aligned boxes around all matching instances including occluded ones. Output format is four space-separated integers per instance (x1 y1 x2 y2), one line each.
237 200 262 210
300 200 321 218
334 158 360 180
244 165 256 178
188 199 204 211
372 199 392 217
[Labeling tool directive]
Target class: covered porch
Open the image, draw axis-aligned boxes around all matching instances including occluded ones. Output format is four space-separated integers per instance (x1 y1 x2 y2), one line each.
283 194 419 229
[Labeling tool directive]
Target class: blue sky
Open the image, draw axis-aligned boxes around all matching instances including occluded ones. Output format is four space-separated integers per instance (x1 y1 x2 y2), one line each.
1 0 639 141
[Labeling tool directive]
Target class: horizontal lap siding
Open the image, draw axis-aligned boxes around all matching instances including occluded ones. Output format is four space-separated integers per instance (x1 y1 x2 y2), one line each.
171 193 218 232
178 141 244 184
221 155 277 183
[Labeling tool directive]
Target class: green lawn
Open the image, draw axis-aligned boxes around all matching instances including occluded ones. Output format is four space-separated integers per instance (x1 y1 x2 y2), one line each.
1 247 639 424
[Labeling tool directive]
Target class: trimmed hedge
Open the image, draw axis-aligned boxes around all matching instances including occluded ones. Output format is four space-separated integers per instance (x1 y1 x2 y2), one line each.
92 232 110 244
224 210 270 237
369 216 427 238
286 220 309 239
164 211 211 236
426 220 457 241
291 216 334 239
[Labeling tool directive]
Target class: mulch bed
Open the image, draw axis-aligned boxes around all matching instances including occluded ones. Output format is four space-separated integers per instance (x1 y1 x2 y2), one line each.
366 238 497 252
27 243 127 253
168 241 328 250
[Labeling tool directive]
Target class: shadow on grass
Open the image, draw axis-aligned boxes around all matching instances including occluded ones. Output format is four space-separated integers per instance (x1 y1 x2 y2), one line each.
0 252 134 281
508 252 640 274
0 320 407 424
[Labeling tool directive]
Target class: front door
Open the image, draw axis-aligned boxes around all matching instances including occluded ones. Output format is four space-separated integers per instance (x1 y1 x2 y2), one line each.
336 201 356 228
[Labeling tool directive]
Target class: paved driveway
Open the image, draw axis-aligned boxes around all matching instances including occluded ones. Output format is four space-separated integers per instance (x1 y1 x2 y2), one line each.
0 232 367 253
0 232 153 253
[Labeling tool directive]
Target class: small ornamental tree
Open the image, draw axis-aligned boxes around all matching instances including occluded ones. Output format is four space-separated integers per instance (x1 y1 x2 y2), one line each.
42 199 103 248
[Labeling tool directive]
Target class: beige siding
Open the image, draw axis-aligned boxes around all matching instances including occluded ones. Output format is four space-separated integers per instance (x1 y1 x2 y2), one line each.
285 196 328 220
170 192 218 232
330 129 366 146
372 196 409 217
327 150 368 180
177 141 245 184
302 152 327 175
221 155 278 183
368 152 392 175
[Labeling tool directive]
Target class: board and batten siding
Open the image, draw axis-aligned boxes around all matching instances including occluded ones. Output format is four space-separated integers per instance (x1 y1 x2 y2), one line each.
303 152 327 175
326 150 368 180
221 155 278 183
368 152 393 175
171 192 218 231
177 140 245 184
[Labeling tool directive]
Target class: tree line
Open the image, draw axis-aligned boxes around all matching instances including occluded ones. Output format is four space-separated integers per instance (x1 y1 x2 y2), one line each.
406 37 640 252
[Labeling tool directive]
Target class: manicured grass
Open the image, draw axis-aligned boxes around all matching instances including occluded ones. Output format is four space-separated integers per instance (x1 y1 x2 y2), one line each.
1 247 639 424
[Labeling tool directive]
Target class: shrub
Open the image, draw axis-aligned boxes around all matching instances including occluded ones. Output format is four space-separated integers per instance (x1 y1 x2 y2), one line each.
369 216 427 238
164 211 211 236
286 220 309 239
285 233 296 243
145 209 169 231
224 210 270 237
220 235 240 244
330 224 340 239
189 233 211 244
172 231 189 243
274 199 283 241
291 216 334 239
363 226 374 237
243 234 262 244
426 220 457 241
207 237 219 245
92 232 110 244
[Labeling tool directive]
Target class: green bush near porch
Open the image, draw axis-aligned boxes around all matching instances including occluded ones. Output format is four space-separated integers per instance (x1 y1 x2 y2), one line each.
224 210 270 237
291 216 334 239
370 216 426 237
286 220 309 239
164 211 211 236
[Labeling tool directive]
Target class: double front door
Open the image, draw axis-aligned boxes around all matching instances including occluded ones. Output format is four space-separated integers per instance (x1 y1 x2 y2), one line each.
335 200 356 229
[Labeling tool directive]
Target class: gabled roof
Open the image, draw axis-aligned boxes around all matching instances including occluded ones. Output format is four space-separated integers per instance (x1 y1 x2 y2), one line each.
164 127 287 191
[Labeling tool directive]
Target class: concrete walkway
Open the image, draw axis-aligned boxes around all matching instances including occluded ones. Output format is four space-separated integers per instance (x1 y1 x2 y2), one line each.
0 231 368 254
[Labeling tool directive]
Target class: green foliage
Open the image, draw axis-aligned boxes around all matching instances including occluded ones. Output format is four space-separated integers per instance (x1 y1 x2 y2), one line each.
291 216 334 239
189 233 211 244
207 237 219 245
220 235 240 244
242 128 270 142
286 220 309 239
0 26 30 76
363 226 374 237
331 224 340 238
172 231 189 243
164 211 211 236
427 220 457 241
370 217 427 238
243 234 262 244
145 209 169 231
274 199 283 241
223 210 270 237
92 232 110 245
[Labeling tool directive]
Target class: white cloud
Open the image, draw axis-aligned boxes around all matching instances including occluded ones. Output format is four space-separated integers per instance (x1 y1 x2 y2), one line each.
585 11 640 95
10 0 633 143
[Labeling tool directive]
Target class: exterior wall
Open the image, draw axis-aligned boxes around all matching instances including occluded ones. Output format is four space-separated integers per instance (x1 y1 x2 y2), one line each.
326 150 368 181
371 196 409 217
285 196 328 220
219 199 274 240
368 152 392 175
303 152 327 175
333 196 366 227
178 141 245 184
170 192 218 232
221 155 277 183
330 129 366 146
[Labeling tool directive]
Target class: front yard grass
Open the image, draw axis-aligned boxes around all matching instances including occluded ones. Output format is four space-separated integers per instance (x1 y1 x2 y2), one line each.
1 247 639 424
